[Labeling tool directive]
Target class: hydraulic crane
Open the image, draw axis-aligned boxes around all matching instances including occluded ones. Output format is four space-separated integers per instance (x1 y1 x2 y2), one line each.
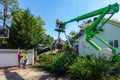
55 3 120 61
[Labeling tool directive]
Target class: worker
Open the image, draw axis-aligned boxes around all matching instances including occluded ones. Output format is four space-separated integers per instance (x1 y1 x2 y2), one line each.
23 50 28 69
56 19 60 24
55 19 63 32
18 50 23 68
93 17 98 32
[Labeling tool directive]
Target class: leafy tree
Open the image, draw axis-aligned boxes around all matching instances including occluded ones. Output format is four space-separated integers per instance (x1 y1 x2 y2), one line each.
68 30 78 44
8 9 46 49
43 34 54 46
0 0 18 27
69 30 78 37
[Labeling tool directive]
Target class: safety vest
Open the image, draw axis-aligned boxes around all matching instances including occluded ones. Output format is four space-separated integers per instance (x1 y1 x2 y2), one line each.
23 53 28 61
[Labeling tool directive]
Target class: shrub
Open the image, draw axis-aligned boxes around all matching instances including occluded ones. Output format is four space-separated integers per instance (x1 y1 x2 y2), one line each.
68 55 118 80
39 53 119 80
39 54 60 69
52 53 77 73
39 53 77 74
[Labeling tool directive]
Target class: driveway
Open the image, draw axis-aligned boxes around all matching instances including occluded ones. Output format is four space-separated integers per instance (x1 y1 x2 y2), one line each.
0 65 67 80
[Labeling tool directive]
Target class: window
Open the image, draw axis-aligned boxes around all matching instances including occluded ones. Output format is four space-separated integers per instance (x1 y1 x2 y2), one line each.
114 40 119 48
109 40 113 47
108 40 119 48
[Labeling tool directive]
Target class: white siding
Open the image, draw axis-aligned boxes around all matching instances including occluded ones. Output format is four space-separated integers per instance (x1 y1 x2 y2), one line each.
78 22 120 56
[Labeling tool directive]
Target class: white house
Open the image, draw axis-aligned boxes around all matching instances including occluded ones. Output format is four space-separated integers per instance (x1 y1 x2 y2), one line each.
78 21 120 56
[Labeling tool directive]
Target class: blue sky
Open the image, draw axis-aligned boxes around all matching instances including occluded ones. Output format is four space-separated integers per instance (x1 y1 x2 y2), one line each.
18 0 120 40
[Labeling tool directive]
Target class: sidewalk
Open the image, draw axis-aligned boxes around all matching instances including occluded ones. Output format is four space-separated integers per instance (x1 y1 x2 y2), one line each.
0 65 67 80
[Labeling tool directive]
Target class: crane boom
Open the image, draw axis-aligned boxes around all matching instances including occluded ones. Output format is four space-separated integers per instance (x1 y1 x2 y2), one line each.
59 3 119 32
55 3 120 61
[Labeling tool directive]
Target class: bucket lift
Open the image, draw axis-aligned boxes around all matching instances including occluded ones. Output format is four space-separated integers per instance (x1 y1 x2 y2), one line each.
55 19 72 48
55 3 120 61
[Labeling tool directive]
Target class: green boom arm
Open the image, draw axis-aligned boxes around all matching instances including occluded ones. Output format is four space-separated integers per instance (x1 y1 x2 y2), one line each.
60 3 119 31
56 3 119 60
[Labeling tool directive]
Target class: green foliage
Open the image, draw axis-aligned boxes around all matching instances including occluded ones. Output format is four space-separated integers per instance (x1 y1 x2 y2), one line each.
110 61 120 75
0 0 18 48
39 53 77 73
0 0 18 27
39 54 61 69
52 53 77 73
62 44 72 53
34 51 39 62
39 53 120 80
69 30 78 37
8 9 46 49
0 39 9 48
42 34 54 47
68 55 118 80
68 30 78 44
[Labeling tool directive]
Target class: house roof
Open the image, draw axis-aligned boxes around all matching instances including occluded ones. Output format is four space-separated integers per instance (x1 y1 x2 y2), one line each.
108 21 120 28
